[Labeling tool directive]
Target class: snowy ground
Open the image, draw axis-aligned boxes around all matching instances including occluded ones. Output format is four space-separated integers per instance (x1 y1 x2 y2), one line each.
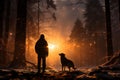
0 67 120 80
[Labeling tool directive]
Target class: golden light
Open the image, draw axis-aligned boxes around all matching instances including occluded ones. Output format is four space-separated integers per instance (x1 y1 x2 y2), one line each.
48 43 56 50
26 31 74 70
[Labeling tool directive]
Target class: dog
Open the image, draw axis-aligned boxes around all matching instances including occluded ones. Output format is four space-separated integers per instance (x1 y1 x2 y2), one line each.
59 53 76 71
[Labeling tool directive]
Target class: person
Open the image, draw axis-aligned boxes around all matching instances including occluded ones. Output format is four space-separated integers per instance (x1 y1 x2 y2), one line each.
35 34 49 73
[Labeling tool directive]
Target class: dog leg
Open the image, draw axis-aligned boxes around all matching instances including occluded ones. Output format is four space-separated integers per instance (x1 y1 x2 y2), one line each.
64 67 65 71
68 67 70 72
62 66 63 71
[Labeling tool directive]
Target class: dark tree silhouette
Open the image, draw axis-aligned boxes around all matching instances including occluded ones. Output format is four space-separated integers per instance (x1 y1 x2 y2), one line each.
105 0 113 58
0 0 5 38
110 0 120 53
9 0 56 68
0 0 13 67
85 0 105 34
26 0 56 39
10 0 27 68
3 0 11 66
119 1 120 53
0 0 5 67
119 0 120 52
46 0 56 10
119 0 120 20
69 18 89 66
70 18 85 43
84 0 106 63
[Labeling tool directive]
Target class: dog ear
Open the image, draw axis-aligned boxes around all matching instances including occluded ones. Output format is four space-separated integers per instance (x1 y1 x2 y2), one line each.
59 53 62 56
59 53 65 56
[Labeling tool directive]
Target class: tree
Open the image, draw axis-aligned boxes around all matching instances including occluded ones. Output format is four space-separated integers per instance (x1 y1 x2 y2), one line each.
26 0 56 64
10 0 56 68
69 18 88 66
119 0 120 20
0 0 5 67
110 0 120 53
9 0 27 68
3 0 11 66
105 0 113 58
70 18 85 43
85 0 105 34
0 0 5 38
84 0 106 63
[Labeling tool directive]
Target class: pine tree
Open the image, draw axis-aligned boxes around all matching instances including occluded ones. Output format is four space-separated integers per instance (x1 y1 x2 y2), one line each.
9 0 27 68
3 0 11 66
84 0 106 42
84 0 106 64
70 18 85 43
105 0 113 58
0 0 5 67
118 0 120 53
85 0 105 34
0 0 5 39
110 0 120 53
69 18 88 66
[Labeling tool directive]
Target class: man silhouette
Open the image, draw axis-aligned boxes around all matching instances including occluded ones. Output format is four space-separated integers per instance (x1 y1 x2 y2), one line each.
35 34 48 73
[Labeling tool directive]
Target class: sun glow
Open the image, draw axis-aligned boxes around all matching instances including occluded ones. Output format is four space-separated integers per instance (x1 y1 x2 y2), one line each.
26 32 73 70
48 43 56 50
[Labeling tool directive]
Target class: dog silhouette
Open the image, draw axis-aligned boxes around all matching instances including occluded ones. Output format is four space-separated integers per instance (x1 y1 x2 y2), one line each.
59 53 76 71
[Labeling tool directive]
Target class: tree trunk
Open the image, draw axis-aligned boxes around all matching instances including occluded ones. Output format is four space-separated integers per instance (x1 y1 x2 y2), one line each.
118 0 120 20
3 0 11 66
110 0 119 53
9 0 27 68
0 0 5 67
118 1 120 63
105 0 113 59
0 1 5 37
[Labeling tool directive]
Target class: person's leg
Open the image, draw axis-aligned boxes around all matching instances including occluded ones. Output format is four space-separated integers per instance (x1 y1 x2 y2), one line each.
42 57 46 73
38 55 41 73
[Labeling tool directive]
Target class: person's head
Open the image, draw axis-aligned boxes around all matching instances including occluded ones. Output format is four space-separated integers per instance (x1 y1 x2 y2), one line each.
40 34 45 39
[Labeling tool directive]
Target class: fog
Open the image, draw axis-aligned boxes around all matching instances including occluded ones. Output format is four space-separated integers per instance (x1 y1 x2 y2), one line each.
2 0 109 70
25 0 88 70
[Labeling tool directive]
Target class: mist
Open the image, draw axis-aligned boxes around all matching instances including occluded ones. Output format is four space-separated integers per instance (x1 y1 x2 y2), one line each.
3 0 113 70
24 0 109 70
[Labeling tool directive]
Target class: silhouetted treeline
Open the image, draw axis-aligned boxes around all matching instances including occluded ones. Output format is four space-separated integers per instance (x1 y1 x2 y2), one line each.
0 0 56 68
69 0 106 66
0 0 120 68
69 0 120 66
85 0 106 64
9 0 27 68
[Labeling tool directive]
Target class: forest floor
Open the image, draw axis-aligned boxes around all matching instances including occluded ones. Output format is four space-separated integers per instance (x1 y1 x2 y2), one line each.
0 66 120 80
